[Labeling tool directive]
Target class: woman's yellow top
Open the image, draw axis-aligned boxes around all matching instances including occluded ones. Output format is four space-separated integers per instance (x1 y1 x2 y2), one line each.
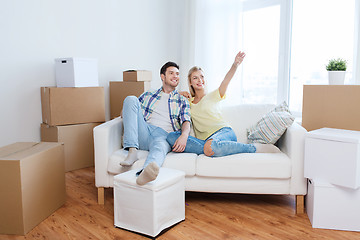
190 89 230 140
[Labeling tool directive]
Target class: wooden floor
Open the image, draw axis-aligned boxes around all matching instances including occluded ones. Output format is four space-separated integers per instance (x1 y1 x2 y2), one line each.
2 167 360 240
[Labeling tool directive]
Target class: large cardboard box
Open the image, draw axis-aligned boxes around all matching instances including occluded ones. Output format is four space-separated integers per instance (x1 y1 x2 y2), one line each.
123 70 152 82
41 87 105 126
304 128 360 189
302 85 360 132
0 142 65 235
110 81 151 119
55 58 99 87
41 122 101 172
306 179 360 232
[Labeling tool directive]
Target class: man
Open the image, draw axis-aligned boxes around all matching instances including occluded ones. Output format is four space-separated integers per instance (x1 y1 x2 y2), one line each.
120 62 191 185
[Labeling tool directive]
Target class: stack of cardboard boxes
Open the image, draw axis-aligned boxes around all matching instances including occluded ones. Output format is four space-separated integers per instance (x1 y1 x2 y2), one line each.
40 58 105 172
304 128 360 232
0 58 105 235
110 70 152 119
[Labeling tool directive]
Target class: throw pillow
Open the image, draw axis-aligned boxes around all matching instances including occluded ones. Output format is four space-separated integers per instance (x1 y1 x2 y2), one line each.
247 101 295 144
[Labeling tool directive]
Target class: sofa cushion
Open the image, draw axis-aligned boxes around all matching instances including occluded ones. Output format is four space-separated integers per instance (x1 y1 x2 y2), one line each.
108 149 197 177
247 102 295 144
196 152 291 179
163 152 197 176
222 104 276 143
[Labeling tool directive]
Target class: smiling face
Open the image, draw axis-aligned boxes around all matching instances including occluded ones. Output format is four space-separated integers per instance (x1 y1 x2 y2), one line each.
161 66 180 91
188 69 205 96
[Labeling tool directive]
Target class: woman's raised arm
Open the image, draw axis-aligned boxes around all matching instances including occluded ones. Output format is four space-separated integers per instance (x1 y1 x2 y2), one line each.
218 51 246 97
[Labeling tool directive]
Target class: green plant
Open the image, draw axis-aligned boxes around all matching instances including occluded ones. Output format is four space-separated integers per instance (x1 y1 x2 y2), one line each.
326 58 347 71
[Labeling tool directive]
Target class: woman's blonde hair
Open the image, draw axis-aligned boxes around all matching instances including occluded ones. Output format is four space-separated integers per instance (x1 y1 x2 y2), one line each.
187 66 204 97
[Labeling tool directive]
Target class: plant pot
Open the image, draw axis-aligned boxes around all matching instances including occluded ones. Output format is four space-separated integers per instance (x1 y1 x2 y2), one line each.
328 71 346 85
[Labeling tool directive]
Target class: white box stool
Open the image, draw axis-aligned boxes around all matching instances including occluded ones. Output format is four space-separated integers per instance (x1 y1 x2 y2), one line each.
304 128 360 189
114 168 185 237
307 179 360 231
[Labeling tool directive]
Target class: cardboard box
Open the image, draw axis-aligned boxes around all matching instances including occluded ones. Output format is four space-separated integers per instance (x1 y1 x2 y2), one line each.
123 70 152 82
0 142 65 235
41 87 105 126
302 85 360 132
110 81 151 119
55 58 99 87
41 122 101 172
306 179 360 232
304 128 360 189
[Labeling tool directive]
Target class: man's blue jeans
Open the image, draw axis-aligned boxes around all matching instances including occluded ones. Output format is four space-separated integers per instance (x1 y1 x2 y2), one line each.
123 96 171 169
167 127 256 157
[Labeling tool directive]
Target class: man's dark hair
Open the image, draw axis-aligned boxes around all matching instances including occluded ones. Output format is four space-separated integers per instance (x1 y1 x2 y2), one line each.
160 61 179 75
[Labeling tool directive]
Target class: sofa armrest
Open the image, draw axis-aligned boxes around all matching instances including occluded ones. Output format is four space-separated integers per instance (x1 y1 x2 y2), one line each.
93 117 123 188
277 122 308 195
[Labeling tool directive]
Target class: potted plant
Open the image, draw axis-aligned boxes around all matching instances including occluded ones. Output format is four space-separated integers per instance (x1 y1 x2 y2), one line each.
326 58 347 85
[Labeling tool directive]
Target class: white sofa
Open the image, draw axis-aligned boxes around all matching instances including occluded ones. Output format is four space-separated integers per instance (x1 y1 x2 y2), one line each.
94 103 308 213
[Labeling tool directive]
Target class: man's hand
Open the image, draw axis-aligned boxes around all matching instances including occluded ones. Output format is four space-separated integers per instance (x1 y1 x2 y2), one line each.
172 133 188 152
172 121 190 152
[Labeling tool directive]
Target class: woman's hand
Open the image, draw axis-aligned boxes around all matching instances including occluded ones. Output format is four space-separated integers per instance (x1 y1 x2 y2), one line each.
234 51 246 66
179 91 191 99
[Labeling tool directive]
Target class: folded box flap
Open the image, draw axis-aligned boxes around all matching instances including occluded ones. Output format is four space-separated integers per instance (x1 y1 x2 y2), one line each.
0 142 63 160
0 142 39 159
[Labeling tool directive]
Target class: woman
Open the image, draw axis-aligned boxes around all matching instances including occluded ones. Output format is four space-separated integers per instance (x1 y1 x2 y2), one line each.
167 51 280 157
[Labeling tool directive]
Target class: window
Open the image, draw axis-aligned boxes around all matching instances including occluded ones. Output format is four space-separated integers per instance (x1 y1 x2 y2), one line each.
225 0 289 106
289 0 355 114
235 4 281 104
189 0 287 106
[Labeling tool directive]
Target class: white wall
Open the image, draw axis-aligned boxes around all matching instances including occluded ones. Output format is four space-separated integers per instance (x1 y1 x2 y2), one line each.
0 0 185 147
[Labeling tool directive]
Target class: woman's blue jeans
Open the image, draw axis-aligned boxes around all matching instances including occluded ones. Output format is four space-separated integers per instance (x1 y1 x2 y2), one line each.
167 127 256 157
123 96 171 169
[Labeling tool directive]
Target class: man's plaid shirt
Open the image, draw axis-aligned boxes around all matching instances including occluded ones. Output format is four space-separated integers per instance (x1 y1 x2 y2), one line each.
138 87 191 131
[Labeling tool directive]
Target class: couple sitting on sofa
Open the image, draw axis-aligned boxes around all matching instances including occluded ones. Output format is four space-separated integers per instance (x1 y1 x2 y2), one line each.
120 51 280 186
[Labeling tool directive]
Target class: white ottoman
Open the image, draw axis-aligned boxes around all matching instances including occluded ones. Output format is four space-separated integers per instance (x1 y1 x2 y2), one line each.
114 168 185 237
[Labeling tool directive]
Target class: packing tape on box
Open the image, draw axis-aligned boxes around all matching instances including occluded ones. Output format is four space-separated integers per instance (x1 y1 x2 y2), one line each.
1 143 40 158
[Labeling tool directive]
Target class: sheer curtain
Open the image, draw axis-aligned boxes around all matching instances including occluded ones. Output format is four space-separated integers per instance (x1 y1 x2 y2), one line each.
354 0 360 84
179 0 243 98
